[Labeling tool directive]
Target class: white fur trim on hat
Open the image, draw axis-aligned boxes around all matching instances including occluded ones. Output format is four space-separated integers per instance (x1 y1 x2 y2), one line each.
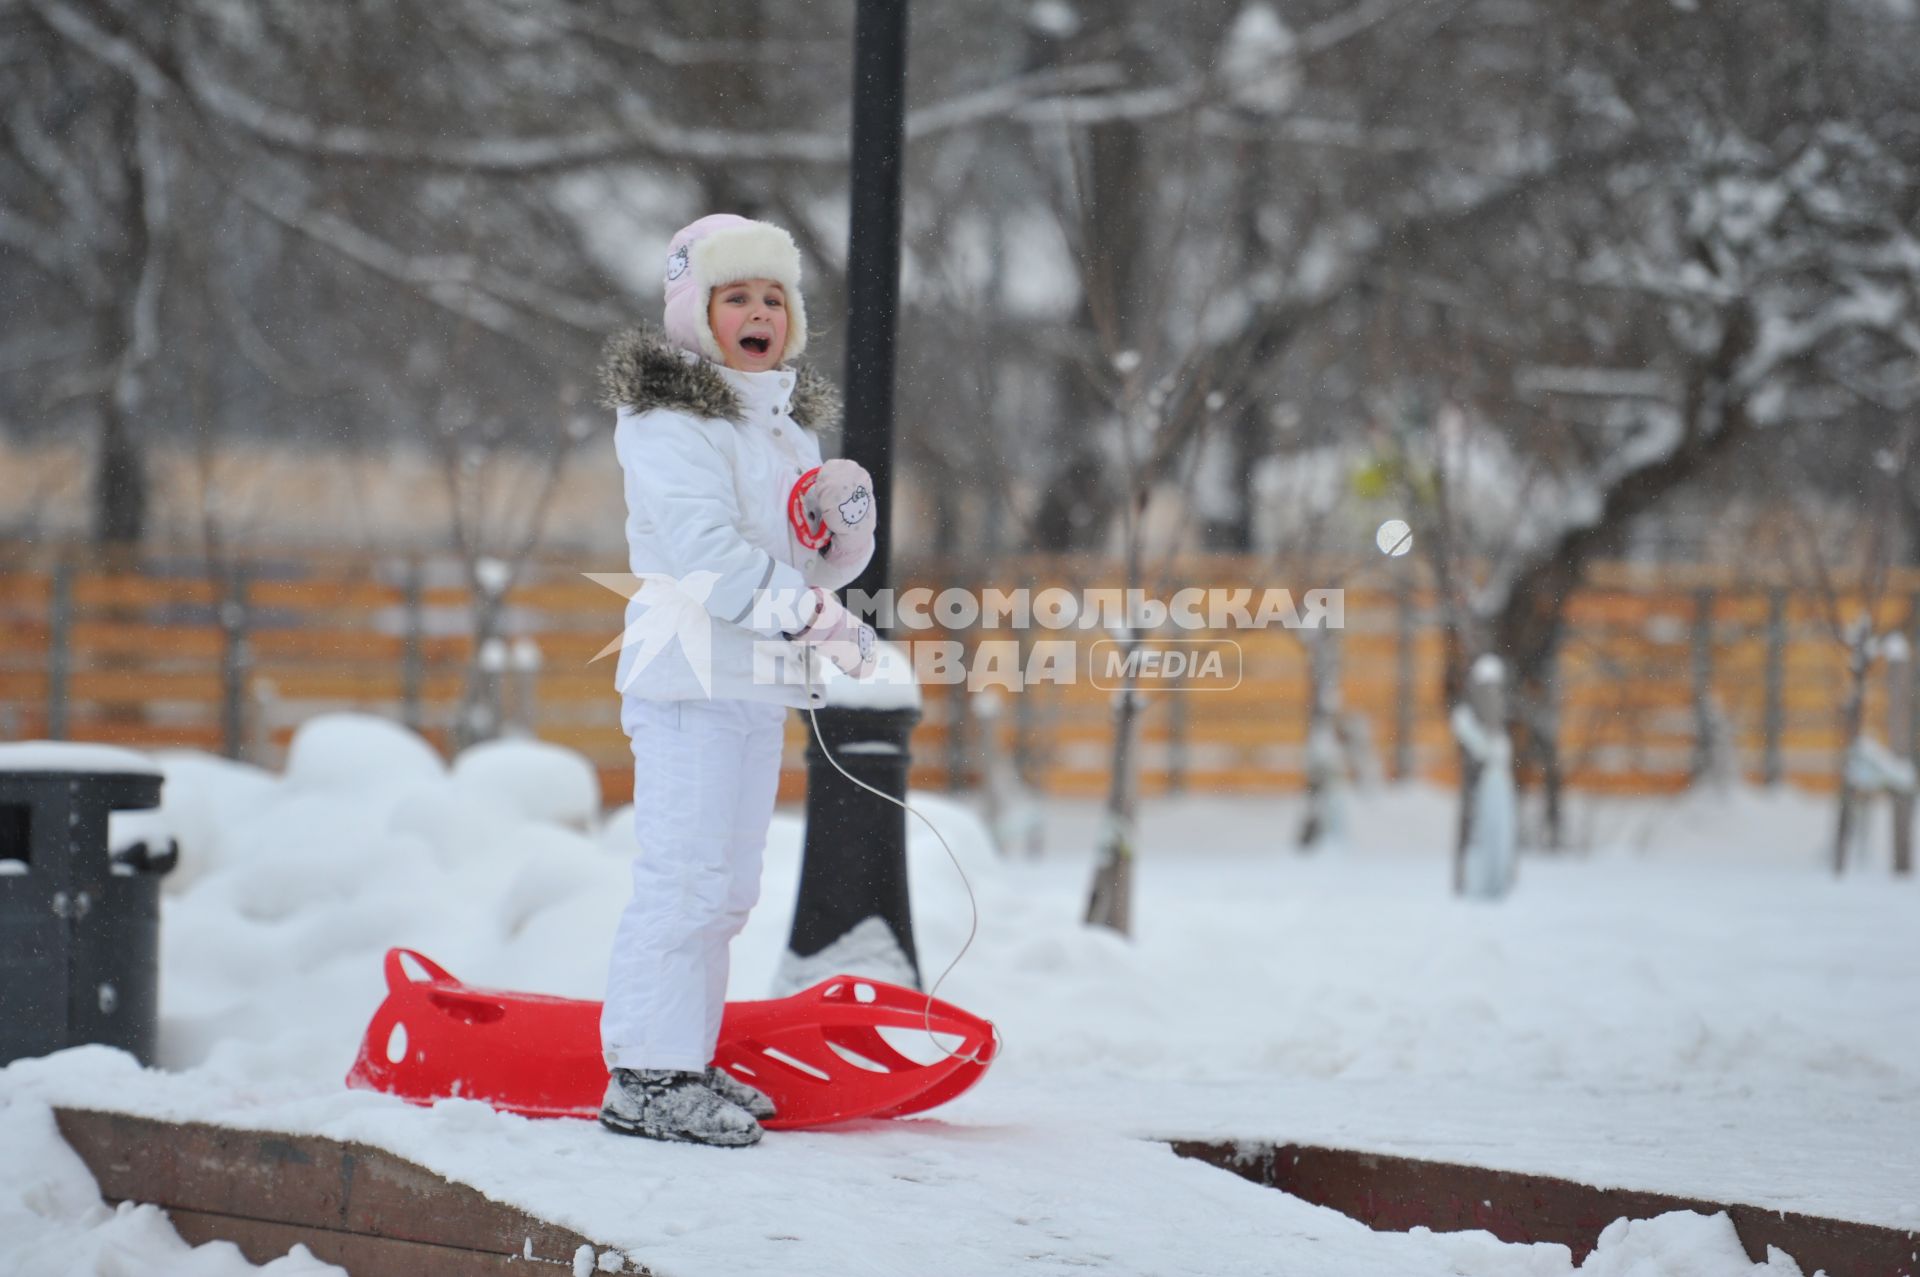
689 222 809 364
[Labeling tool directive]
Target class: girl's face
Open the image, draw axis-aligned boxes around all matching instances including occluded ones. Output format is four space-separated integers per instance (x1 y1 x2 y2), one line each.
708 278 790 371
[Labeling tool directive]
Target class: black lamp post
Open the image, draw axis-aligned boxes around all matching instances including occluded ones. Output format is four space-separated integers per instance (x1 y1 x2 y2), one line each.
779 0 922 990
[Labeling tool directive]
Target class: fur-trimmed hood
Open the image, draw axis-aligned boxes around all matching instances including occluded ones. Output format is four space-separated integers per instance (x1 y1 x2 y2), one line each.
596 324 841 436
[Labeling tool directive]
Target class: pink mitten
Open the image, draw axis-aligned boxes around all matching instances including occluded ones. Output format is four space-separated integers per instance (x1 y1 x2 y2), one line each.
787 586 877 679
811 459 876 568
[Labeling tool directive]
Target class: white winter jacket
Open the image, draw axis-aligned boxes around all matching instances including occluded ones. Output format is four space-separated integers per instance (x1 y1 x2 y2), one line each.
599 325 871 708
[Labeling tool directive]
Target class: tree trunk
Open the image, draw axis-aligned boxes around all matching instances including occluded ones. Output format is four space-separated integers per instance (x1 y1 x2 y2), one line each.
1832 630 1871 876
457 586 508 754
92 94 160 549
1511 654 1564 850
1453 744 1479 895
1889 636 1915 876
1031 433 1109 550
1085 675 1141 935
1487 315 1759 843
1298 628 1344 850
92 398 149 546
1203 145 1277 553
1027 8 1145 552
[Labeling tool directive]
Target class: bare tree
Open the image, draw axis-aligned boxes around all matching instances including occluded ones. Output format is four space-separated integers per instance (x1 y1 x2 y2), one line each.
1765 417 1918 874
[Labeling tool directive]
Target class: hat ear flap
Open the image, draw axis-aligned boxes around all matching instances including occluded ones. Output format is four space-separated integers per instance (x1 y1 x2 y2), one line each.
782 290 809 363
690 287 726 362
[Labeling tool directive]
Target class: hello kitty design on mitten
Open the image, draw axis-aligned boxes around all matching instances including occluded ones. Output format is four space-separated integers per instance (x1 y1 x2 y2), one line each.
789 459 877 592
837 485 873 530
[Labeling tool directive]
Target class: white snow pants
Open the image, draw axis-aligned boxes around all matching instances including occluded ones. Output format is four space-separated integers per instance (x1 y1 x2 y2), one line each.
601 695 788 1072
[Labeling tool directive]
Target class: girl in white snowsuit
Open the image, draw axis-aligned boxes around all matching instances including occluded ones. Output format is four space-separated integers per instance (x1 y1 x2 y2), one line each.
595 214 878 1146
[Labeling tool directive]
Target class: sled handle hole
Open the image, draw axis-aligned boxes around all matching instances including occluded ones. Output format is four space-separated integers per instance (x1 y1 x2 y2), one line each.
760 1045 832 1083
874 1025 968 1066
427 991 507 1024
824 1039 891 1074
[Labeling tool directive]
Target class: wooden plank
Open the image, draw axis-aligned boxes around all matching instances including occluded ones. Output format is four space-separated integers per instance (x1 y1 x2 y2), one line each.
1037 770 1110 798
1161 766 1308 791
1559 688 1695 713
252 669 464 701
249 631 409 661
54 1109 648 1272
1171 1139 1918 1276
1563 771 1694 795
500 580 627 612
0 671 52 699
0 617 52 646
165 1208 612 1276
522 635 629 664
532 740 627 772
67 622 226 660
64 723 226 749
526 671 635 701
247 580 404 612
0 572 51 607
71 576 219 609
0 703 50 737
67 670 225 702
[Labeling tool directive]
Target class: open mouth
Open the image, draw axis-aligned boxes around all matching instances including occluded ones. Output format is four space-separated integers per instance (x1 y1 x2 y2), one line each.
740 335 772 357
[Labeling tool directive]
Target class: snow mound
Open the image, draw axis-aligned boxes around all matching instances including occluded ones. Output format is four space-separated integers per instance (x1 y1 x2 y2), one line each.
1579 1210 1805 1275
283 714 445 793
452 739 600 830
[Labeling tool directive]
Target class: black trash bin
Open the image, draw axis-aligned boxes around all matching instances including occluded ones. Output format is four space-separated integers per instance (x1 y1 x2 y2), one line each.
0 744 176 1068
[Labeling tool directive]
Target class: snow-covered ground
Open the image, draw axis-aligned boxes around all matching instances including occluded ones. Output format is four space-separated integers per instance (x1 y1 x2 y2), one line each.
3 715 1915 1276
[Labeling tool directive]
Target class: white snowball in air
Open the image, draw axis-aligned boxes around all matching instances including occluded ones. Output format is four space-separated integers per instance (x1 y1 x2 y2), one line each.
1375 519 1414 557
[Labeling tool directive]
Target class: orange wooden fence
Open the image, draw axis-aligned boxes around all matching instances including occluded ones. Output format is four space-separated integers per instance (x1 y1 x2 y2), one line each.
1 547 1914 808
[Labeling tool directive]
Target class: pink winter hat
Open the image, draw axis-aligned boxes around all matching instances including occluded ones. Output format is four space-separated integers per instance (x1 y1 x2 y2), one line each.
661 213 810 364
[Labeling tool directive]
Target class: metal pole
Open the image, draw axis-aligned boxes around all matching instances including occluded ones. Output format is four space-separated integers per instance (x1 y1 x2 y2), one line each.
47 559 72 741
401 556 425 734
784 0 921 988
1394 567 1415 781
1689 586 1714 781
840 0 908 606
219 563 251 761
1764 588 1786 786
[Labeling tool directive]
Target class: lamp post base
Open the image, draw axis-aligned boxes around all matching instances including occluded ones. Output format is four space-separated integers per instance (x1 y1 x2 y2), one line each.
777 704 922 994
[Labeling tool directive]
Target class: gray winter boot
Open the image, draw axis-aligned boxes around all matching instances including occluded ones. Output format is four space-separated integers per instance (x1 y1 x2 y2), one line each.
600 1068 762 1147
704 1066 776 1120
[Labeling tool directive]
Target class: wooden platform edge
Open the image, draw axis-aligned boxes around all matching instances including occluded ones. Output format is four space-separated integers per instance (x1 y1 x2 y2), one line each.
1169 1139 1918 1277
55 1107 1910 1276
54 1108 650 1276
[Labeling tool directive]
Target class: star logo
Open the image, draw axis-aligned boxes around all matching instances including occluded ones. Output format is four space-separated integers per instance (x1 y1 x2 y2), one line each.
583 570 721 697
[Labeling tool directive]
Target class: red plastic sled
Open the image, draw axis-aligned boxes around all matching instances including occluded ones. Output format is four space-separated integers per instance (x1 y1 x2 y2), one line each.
345 949 998 1130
